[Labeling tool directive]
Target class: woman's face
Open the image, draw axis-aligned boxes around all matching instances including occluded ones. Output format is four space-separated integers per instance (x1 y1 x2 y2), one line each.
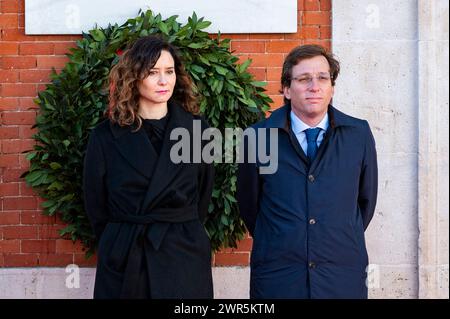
138 50 176 108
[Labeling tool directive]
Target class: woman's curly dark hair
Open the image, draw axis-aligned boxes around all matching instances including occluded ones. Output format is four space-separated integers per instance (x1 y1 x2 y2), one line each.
108 35 198 130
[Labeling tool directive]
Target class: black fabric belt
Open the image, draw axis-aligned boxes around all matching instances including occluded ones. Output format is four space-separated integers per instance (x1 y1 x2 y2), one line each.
107 205 199 298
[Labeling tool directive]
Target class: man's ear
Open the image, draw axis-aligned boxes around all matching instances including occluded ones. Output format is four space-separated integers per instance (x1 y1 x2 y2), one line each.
283 86 291 100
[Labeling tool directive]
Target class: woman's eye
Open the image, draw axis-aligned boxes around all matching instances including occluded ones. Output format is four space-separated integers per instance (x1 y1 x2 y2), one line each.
167 70 174 74
149 70 158 75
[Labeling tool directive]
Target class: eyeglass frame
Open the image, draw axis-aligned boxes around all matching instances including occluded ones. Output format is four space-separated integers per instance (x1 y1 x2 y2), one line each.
290 72 334 87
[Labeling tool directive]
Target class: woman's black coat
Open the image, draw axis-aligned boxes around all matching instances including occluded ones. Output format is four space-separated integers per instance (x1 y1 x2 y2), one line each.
83 102 214 299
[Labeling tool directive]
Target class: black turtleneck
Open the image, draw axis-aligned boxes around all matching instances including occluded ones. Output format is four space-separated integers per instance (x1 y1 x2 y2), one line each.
140 112 169 156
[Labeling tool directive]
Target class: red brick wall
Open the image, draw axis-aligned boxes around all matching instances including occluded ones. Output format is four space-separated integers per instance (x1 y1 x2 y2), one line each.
0 0 331 268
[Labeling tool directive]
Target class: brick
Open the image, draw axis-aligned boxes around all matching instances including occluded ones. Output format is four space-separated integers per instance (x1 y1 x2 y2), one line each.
302 11 331 25
1 0 20 13
36 56 70 69
242 54 285 68
74 253 97 267
0 28 31 41
0 183 20 196
265 81 283 95
3 254 39 267
0 84 37 97
269 95 285 108
39 253 73 267
0 14 18 28
247 67 266 81
22 240 56 253
0 97 18 111
214 252 249 266
303 39 331 51
320 0 332 11
233 238 253 252
3 196 37 210
56 239 87 254
39 225 66 240
250 34 284 40
0 126 19 139
300 26 320 39
267 67 282 81
21 211 56 225
0 70 19 82
0 154 20 167
54 42 77 55
304 0 320 11
18 13 24 28
1 111 36 124
0 56 37 69
320 25 332 39
2 167 28 182
266 40 303 53
214 33 249 40
0 42 18 55
19 70 51 83
18 97 39 110
231 41 265 54
19 43 55 55
19 181 38 196
2 226 38 239
19 155 31 169
19 125 38 139
0 239 20 253
0 211 21 224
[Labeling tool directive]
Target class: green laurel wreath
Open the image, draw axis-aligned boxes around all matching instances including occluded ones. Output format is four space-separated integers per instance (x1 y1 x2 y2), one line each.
22 10 271 256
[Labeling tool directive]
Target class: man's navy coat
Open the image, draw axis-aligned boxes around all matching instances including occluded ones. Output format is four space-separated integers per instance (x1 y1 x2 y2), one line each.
237 104 378 299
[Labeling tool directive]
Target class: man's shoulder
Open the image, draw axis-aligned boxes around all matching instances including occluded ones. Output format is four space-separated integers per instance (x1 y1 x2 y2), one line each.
247 105 289 130
332 106 370 130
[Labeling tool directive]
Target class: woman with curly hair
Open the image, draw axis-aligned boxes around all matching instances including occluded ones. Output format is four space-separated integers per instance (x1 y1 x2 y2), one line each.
83 35 214 299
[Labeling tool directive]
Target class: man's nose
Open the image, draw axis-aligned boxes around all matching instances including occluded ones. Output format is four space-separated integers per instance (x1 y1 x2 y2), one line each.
308 78 320 91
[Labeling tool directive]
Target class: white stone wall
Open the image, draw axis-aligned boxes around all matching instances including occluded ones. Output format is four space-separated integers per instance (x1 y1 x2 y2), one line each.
0 267 250 299
333 0 449 298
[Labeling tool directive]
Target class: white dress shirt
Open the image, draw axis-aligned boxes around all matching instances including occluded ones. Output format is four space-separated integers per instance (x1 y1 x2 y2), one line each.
290 111 329 156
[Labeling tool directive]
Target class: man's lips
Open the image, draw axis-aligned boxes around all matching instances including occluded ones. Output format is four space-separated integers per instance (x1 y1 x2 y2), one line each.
306 97 323 103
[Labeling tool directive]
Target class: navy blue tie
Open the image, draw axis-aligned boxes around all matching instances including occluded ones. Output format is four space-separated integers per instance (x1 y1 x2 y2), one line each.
305 128 321 162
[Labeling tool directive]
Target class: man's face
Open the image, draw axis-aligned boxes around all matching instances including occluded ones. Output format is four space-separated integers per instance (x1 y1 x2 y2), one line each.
283 55 334 121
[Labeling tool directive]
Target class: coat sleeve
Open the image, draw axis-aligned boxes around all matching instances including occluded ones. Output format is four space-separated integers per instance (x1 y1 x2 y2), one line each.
197 117 215 224
358 121 378 231
237 129 260 237
83 129 109 241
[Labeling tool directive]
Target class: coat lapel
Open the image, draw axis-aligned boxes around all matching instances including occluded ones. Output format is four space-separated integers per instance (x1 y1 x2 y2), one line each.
265 104 308 175
139 102 194 212
109 120 157 179
309 105 357 175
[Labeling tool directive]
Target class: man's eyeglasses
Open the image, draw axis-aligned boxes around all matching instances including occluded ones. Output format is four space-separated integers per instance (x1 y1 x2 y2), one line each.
291 73 332 86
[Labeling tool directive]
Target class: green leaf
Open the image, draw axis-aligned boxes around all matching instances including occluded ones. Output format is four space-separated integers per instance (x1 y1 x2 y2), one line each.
49 162 62 170
251 81 267 87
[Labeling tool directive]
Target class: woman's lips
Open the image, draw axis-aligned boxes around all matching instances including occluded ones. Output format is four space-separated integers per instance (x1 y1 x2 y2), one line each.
156 90 169 94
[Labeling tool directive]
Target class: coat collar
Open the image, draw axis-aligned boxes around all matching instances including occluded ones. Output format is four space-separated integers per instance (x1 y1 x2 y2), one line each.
263 103 357 175
108 101 195 213
265 103 357 131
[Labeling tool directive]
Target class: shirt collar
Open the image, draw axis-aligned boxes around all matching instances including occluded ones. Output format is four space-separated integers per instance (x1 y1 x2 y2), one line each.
290 111 329 134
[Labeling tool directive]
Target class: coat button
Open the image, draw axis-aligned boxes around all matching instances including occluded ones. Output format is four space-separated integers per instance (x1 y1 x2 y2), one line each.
308 174 315 182
309 262 316 269
309 218 316 225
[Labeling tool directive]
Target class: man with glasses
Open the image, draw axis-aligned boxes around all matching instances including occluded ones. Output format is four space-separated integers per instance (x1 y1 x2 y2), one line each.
237 45 378 299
